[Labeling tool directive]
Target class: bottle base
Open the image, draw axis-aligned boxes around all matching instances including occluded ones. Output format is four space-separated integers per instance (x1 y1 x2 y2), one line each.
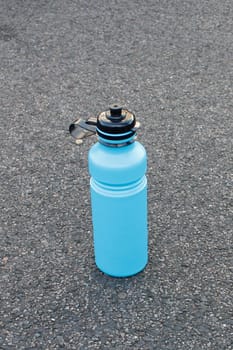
95 260 148 278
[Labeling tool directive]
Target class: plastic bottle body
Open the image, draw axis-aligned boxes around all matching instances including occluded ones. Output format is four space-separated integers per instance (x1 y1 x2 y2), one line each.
88 140 148 277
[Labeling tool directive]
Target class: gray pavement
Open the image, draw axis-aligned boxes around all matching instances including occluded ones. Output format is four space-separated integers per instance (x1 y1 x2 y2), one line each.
0 0 232 349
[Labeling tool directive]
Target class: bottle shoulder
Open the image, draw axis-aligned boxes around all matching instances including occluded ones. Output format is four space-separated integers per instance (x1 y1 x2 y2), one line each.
88 141 147 168
88 141 147 184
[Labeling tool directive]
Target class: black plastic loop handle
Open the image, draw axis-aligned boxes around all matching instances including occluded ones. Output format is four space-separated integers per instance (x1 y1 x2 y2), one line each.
69 117 97 142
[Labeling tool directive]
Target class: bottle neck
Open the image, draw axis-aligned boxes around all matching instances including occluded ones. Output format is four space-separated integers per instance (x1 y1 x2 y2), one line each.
97 134 136 148
96 127 137 147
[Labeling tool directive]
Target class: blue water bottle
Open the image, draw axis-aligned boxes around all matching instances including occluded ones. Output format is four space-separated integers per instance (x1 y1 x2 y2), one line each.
69 105 148 277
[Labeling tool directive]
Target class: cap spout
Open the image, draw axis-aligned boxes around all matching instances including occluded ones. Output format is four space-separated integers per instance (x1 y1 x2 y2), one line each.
108 104 124 122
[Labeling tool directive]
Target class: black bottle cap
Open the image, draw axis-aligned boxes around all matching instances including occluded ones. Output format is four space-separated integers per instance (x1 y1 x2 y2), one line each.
97 104 137 140
69 104 140 144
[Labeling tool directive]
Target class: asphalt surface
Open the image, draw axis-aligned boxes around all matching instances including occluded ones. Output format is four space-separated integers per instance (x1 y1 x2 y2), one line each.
0 0 232 349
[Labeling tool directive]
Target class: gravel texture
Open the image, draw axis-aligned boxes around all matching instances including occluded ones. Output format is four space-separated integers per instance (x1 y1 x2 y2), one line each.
0 0 232 349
